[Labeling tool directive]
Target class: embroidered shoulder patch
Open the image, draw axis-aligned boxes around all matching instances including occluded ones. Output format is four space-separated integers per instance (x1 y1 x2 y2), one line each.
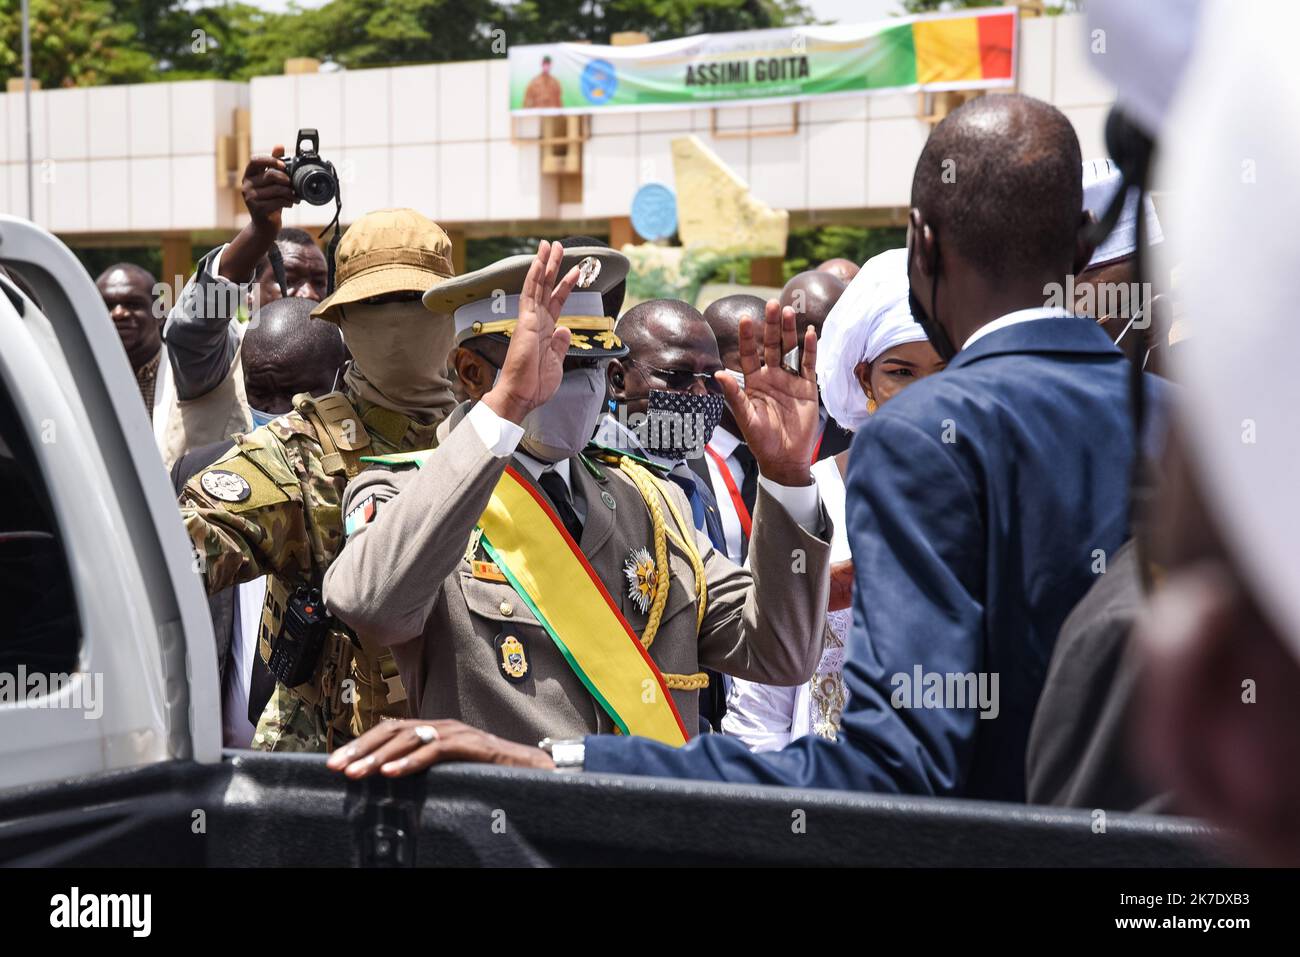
344 493 379 536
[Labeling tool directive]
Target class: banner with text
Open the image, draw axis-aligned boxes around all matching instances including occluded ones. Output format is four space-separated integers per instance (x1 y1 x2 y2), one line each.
508 8 1016 115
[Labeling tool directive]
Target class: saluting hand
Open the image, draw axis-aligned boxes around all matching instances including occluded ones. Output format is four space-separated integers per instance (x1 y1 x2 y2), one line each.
483 240 580 425
716 300 820 487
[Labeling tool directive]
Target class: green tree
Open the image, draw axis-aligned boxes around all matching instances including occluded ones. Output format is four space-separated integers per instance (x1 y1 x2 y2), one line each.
702 225 907 287
0 0 153 87
506 0 812 45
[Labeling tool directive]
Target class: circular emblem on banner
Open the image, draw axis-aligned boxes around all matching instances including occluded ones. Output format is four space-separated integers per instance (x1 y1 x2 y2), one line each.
581 59 617 105
200 469 252 503
630 183 678 242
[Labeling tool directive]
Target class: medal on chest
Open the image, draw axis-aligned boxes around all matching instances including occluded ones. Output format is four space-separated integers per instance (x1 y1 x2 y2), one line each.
496 627 529 683
623 546 660 615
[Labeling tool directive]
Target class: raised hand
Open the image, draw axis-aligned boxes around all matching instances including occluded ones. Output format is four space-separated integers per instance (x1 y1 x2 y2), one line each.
242 145 296 234
483 240 580 424
219 146 296 287
716 299 820 487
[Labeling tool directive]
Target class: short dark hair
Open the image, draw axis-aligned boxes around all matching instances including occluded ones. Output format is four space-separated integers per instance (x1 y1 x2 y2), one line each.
277 228 316 249
702 294 766 356
256 228 320 279
244 296 344 377
911 93 1082 282
95 262 157 289
616 298 707 357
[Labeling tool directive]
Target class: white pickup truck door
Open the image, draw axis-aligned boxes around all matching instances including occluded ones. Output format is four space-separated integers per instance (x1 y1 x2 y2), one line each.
0 216 220 791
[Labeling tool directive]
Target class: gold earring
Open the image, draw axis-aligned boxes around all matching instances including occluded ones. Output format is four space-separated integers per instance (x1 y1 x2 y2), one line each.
866 394 878 415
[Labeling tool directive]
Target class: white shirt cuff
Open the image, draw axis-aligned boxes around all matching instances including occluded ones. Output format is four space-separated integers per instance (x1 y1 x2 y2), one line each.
210 243 257 290
757 474 821 534
466 400 525 458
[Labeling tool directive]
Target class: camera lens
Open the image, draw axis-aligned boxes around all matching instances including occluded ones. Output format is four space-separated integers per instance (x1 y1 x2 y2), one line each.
293 164 337 206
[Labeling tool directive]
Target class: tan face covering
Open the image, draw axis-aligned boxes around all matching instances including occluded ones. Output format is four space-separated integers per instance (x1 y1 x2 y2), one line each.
337 301 457 424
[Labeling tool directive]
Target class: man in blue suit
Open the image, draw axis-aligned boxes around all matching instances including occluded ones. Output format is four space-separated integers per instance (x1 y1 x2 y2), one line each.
328 94 1164 802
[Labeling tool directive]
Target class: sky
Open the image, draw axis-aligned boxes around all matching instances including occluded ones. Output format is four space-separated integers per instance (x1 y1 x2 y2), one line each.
238 0 905 23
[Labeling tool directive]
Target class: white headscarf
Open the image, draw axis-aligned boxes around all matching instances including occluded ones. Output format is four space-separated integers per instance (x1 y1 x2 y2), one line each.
815 248 928 432
1082 158 1164 268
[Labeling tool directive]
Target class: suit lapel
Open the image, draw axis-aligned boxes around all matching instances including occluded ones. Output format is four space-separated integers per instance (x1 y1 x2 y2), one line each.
685 452 712 488
572 456 616 560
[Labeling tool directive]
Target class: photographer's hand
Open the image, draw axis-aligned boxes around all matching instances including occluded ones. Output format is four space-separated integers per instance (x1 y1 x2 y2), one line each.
482 240 580 424
218 145 297 286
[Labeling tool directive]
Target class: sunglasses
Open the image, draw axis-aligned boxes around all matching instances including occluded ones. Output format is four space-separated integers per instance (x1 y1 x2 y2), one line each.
628 358 725 394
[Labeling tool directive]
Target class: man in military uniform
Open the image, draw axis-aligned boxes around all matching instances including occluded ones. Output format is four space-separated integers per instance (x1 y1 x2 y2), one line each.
322 240 832 774
179 208 459 752
523 55 563 109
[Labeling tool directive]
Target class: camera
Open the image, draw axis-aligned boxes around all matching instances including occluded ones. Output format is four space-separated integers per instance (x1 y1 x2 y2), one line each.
284 129 339 207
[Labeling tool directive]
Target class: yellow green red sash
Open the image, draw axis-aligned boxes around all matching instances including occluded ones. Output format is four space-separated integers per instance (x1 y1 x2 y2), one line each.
478 466 689 746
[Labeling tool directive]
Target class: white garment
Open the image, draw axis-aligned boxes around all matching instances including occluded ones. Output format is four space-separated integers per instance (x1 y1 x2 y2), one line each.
149 344 174 448
815 248 928 432
222 576 267 748
1081 158 1164 268
703 427 747 564
722 456 850 750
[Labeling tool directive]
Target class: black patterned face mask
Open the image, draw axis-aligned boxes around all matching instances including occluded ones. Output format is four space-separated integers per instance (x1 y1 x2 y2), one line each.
645 389 725 461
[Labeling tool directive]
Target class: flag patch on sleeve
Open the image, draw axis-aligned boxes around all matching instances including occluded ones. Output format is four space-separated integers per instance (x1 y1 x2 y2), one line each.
344 494 379 537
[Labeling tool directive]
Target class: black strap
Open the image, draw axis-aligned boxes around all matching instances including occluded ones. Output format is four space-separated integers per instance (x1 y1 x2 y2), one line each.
267 243 288 298
321 183 343 295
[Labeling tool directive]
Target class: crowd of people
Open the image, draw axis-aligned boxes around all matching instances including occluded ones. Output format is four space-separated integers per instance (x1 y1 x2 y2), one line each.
92 62 1300 865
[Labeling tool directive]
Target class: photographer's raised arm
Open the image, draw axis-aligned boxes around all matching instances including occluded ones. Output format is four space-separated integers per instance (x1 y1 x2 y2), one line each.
217 146 295 288
163 147 296 401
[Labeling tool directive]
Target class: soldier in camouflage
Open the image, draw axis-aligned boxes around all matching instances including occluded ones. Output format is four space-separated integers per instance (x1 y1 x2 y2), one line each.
180 207 460 751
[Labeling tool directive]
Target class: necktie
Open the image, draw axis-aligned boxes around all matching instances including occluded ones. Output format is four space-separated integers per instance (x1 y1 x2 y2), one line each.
733 444 759 516
539 469 583 543
732 444 759 561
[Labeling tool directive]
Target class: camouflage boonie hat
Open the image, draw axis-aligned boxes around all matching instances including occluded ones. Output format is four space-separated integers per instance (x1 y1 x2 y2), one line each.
313 208 455 322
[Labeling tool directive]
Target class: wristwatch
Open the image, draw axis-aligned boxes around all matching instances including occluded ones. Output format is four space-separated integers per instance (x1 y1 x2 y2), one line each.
538 737 586 772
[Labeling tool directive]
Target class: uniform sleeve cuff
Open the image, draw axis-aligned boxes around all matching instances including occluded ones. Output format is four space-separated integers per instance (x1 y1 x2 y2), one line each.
757 474 820 533
466 400 525 458
207 243 242 287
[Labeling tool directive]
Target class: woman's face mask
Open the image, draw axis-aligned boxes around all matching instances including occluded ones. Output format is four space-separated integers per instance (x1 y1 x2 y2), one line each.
518 364 609 463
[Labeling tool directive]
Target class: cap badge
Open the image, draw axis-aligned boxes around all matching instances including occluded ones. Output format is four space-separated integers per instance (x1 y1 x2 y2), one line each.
576 256 601 289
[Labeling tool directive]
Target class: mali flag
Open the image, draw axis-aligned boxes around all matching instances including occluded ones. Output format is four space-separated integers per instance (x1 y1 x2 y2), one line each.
872 9 1015 89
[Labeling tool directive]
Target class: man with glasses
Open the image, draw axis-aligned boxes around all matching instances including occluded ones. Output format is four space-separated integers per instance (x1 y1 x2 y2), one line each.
599 299 729 553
